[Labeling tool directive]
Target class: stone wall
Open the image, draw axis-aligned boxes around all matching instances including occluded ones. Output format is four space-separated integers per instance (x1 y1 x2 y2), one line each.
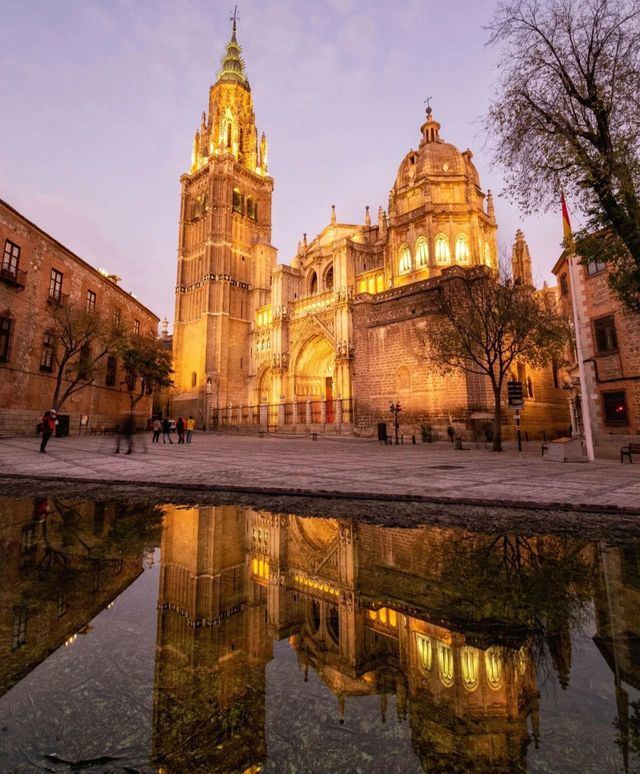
351 282 569 440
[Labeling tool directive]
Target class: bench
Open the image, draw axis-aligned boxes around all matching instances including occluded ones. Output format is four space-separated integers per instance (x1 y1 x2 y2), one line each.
621 443 640 463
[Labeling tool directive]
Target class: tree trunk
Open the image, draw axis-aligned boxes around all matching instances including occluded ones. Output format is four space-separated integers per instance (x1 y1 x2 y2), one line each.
492 385 503 452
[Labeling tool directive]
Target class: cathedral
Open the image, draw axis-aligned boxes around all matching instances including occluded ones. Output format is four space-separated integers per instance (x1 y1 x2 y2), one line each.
172 19 569 438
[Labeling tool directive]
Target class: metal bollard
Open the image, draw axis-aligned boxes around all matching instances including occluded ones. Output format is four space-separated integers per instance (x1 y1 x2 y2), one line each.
412 435 416 444
312 432 318 441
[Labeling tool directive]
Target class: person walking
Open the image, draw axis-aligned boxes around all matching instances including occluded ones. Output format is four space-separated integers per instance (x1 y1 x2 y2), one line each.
39 410 57 453
115 413 134 454
186 415 196 443
161 417 173 444
151 417 162 443
176 416 185 444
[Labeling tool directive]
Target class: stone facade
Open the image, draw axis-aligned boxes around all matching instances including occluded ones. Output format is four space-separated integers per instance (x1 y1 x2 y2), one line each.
153 504 545 772
553 248 640 445
172 21 569 439
0 198 159 436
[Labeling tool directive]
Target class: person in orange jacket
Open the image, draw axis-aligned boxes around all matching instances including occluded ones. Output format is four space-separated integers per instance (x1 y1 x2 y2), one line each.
40 410 57 453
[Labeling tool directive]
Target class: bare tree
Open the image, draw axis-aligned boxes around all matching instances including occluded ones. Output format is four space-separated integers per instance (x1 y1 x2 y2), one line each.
46 302 123 411
487 0 640 310
419 268 570 452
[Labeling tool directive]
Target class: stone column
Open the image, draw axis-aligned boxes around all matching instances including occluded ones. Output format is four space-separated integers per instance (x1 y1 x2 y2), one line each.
292 400 298 426
217 407 223 427
278 399 285 427
305 398 312 425
226 403 233 425
320 400 327 425
336 396 343 428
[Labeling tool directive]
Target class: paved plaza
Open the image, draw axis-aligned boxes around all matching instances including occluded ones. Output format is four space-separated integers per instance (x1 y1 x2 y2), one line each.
0 432 638 512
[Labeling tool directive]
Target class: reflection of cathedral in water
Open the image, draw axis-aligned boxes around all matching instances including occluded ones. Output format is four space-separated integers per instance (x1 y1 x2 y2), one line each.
153 507 549 772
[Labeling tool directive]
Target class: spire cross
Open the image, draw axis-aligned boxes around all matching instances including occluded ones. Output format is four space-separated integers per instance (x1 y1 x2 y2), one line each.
230 5 239 30
423 97 432 108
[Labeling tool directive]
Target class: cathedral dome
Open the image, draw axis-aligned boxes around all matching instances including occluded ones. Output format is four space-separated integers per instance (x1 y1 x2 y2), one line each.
393 108 479 191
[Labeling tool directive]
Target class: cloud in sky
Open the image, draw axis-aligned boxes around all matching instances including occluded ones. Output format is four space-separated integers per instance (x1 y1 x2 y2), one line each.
1 0 566 323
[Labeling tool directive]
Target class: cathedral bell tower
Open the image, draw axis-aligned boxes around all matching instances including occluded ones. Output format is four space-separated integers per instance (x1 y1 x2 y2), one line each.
172 13 277 426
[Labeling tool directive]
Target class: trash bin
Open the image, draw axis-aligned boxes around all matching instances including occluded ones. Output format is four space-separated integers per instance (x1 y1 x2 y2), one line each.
55 414 70 437
377 422 388 443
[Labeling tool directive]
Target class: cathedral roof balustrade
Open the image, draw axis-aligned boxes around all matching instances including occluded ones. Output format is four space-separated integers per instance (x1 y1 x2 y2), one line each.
290 289 338 319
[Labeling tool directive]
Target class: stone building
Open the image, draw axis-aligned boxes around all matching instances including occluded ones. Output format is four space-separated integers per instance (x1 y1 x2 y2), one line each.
553 247 640 447
172 20 569 439
0 496 151 699
152 504 552 771
0 198 159 435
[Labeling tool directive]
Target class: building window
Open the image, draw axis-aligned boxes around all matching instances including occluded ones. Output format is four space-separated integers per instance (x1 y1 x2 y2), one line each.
133 319 140 335
12 609 27 650
484 242 492 266
86 289 96 313
399 245 412 274
40 332 55 373
247 197 257 220
0 317 12 363
49 268 63 301
232 188 244 214
593 316 618 354
3 239 20 274
113 307 121 326
308 270 318 295
324 264 334 290
105 355 117 386
560 273 569 295
602 390 629 426
191 371 197 387
586 257 607 276
434 234 450 265
416 237 429 268
455 234 470 264
416 634 432 673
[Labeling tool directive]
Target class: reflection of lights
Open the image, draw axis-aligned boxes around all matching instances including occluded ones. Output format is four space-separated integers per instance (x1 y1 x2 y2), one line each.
64 633 78 647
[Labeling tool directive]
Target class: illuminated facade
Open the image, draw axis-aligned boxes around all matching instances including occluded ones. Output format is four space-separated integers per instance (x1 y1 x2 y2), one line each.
153 505 545 771
172 19 569 438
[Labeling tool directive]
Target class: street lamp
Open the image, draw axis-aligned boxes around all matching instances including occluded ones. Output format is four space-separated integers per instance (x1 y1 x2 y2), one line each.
389 401 402 445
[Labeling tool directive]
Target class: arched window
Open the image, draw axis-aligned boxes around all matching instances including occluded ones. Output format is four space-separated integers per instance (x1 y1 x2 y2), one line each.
226 122 232 148
399 245 412 274
437 642 455 687
191 371 197 388
246 197 257 220
434 234 450 265
308 270 318 295
416 634 433 673
324 264 334 290
484 242 492 266
416 237 429 268
485 647 503 690
232 188 244 214
455 234 470 264
460 646 479 691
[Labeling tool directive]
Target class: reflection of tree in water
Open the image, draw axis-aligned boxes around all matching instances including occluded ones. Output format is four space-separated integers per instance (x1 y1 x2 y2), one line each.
436 531 598 687
17 498 164 615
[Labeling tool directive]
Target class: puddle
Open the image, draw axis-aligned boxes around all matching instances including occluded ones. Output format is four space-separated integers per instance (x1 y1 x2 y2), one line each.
0 496 638 772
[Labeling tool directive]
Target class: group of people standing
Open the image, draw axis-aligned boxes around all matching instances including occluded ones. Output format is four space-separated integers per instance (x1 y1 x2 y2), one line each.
151 416 196 445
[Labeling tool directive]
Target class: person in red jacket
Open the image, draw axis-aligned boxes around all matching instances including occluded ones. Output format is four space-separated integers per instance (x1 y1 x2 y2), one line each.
40 410 57 453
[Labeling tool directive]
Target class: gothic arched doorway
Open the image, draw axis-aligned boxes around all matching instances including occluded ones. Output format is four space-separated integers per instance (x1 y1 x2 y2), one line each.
293 336 335 421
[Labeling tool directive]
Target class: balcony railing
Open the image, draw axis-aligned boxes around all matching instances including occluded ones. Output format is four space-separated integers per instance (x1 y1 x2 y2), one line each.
47 291 70 307
0 263 27 290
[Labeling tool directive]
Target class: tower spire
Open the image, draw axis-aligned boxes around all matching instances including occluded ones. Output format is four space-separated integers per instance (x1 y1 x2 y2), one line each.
217 6 250 89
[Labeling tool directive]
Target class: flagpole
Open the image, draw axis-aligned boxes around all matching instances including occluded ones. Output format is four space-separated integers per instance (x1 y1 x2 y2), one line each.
566 251 596 462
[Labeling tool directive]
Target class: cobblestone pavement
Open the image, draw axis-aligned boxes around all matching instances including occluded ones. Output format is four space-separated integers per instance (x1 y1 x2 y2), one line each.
1 431 639 512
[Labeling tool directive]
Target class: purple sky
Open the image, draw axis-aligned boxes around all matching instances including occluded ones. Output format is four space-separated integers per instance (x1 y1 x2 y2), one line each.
1 0 565 325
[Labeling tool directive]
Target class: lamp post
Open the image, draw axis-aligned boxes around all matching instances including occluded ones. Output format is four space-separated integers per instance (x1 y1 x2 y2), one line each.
389 401 402 445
